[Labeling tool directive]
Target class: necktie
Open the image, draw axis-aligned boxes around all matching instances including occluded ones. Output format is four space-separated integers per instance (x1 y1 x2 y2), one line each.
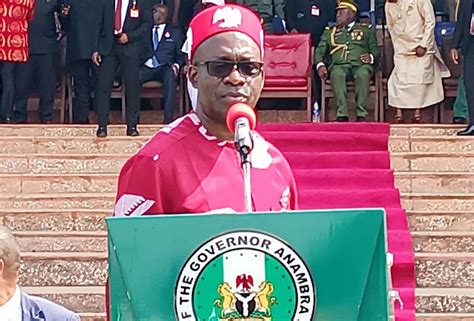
115 0 123 32
152 26 160 68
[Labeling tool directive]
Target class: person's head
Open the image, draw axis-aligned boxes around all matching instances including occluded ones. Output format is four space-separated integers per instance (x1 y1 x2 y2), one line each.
336 0 358 27
0 226 20 287
152 4 168 25
187 5 264 124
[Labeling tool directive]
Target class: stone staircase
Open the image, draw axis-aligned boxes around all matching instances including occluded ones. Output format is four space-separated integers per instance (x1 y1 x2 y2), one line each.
0 124 472 321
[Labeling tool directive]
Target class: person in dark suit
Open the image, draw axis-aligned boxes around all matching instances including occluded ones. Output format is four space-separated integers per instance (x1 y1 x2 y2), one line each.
451 0 474 135
286 0 336 47
13 0 62 124
139 3 185 124
60 0 102 124
92 0 153 137
0 226 80 321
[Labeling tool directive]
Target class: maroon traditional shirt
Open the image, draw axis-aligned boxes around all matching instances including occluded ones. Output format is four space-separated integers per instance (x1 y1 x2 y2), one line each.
114 113 297 216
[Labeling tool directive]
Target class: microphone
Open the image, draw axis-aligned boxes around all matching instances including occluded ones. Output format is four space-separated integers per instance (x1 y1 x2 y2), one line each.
226 103 257 163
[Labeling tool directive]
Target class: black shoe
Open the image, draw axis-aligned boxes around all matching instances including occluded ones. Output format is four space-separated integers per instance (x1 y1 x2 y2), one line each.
41 120 52 124
127 126 139 137
1 117 12 124
453 117 468 124
96 126 107 137
335 116 349 122
356 116 366 122
457 125 474 136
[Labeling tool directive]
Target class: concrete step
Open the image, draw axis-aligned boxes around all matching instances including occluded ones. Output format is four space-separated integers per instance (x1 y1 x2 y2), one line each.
12 230 474 254
416 314 474 321
0 173 118 194
392 152 474 172
2 152 471 175
0 209 107 231
416 288 474 314
0 125 162 137
390 125 464 137
395 172 474 194
20 252 107 288
0 135 469 155
22 286 105 314
20 286 474 315
1 209 472 233
0 154 127 175
0 137 147 155
14 231 107 253
408 211 474 232
3 192 473 211
0 193 115 211
6 171 473 195
0 124 462 138
17 251 473 289
401 193 474 212
413 231 474 253
416 253 474 288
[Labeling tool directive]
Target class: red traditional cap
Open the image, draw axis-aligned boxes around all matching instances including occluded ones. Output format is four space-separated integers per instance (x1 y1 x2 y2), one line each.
188 4 264 61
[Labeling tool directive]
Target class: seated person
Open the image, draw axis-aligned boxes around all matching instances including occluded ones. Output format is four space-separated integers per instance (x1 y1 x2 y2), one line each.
139 3 185 124
0 226 80 321
314 0 379 121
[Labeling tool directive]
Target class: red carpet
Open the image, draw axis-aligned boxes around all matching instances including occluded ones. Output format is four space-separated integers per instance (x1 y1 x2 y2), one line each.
259 123 416 321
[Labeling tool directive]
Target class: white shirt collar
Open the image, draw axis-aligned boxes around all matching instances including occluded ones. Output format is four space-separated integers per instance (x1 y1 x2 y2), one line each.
0 286 22 321
347 21 356 30
154 23 166 29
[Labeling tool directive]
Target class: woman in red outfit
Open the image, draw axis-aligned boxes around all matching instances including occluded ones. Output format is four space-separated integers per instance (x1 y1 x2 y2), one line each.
0 0 35 123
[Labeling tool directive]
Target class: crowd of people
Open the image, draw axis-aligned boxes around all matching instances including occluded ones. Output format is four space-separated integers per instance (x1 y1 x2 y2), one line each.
0 0 473 136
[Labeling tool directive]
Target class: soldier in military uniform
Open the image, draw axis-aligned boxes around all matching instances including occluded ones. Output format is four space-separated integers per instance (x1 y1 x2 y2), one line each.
314 0 379 121
236 0 286 33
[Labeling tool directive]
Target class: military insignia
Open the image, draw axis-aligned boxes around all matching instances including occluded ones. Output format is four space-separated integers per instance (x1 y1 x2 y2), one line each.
212 7 242 28
175 231 316 320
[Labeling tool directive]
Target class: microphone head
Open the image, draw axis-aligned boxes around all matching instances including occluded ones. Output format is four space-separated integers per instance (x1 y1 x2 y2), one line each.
226 103 257 133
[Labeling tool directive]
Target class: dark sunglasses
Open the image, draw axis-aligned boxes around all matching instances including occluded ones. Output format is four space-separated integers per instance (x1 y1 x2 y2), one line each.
194 60 264 78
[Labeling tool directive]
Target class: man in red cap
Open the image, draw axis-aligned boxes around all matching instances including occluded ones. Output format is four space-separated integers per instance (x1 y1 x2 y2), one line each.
114 4 297 217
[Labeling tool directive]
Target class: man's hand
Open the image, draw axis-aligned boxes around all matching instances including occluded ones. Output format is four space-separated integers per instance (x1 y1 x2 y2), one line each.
451 48 460 64
415 46 427 57
317 65 328 80
92 52 102 66
117 33 129 45
290 29 298 34
60 5 71 17
360 53 371 64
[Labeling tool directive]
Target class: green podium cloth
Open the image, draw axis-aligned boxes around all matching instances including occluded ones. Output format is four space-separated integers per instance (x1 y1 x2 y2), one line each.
107 209 389 321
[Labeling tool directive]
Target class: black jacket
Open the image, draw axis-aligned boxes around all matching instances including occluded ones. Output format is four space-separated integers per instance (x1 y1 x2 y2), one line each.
62 0 102 63
29 0 62 54
285 0 336 47
93 0 153 59
452 0 474 54
142 24 185 67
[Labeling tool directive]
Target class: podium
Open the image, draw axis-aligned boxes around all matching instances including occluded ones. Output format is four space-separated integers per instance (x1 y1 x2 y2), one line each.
107 209 389 321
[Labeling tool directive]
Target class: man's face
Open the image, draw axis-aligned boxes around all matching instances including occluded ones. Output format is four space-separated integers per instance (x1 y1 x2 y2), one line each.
153 6 168 25
336 8 355 27
189 32 264 124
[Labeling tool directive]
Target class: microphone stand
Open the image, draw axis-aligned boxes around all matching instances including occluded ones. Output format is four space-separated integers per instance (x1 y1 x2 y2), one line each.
235 133 254 213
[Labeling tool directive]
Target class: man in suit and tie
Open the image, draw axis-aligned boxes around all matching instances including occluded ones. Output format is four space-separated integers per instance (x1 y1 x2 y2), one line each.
60 0 102 124
139 3 185 124
92 0 153 137
13 0 62 124
451 0 474 135
0 226 80 321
